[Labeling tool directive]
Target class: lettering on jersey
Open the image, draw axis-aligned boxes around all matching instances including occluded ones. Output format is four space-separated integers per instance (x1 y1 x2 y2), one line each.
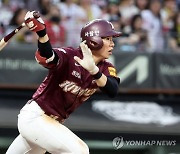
108 67 117 77
59 80 97 100
72 70 81 79
85 30 100 37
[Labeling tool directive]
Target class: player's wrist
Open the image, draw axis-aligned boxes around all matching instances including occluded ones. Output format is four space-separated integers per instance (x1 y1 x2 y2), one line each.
89 66 99 75
36 28 47 37
92 70 102 79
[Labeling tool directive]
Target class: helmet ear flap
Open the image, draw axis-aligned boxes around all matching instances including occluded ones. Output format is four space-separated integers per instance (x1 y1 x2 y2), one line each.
86 36 103 50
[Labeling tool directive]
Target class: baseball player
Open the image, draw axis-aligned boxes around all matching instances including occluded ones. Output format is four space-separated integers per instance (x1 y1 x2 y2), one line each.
6 11 121 154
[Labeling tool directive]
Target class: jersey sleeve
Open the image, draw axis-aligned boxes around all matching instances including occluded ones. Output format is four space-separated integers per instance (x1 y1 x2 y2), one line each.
102 61 120 84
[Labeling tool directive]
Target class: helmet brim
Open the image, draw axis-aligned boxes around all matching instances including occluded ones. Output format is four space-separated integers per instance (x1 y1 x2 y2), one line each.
102 30 122 38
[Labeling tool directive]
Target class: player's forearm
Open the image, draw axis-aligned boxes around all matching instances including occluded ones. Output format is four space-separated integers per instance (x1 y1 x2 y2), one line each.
36 29 53 58
95 74 119 98
95 73 107 87
38 34 49 43
37 30 58 63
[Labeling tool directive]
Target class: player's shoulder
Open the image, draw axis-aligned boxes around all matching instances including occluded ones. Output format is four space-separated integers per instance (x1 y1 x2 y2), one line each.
99 59 115 68
53 47 80 55
99 60 119 79
53 47 80 57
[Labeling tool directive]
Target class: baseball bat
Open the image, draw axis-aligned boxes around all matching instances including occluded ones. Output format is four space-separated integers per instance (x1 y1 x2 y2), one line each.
0 11 40 51
0 23 26 51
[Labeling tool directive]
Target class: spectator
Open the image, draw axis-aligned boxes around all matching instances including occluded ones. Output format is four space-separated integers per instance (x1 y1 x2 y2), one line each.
78 0 102 21
107 1 123 45
134 0 149 12
57 0 87 47
161 0 177 32
8 0 25 11
0 0 13 27
0 23 4 39
92 0 107 9
177 0 180 10
141 0 164 52
119 0 139 26
161 0 177 49
128 14 149 52
168 12 180 52
118 14 149 52
38 0 52 19
107 0 121 22
5 8 36 44
99 1 109 20
24 0 39 11
45 5 66 47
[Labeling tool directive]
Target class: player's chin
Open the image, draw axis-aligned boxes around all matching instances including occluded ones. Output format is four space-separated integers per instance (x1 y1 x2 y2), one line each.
107 51 113 56
104 54 111 59
103 51 112 59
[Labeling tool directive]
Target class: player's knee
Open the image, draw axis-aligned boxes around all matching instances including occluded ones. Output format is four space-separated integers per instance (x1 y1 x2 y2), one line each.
79 140 89 154
67 140 89 154
83 143 89 154
49 145 89 154
48 139 89 154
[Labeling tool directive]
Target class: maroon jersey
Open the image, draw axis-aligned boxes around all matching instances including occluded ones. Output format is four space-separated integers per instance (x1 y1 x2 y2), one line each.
32 47 119 121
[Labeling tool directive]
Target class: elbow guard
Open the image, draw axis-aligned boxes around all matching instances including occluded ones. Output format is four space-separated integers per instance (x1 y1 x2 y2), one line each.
35 50 56 68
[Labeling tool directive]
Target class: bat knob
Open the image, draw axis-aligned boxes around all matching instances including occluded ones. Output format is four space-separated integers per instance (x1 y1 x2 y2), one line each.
33 11 40 19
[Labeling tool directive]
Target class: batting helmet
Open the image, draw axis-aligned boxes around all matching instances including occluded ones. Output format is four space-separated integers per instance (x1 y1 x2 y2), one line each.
80 19 121 50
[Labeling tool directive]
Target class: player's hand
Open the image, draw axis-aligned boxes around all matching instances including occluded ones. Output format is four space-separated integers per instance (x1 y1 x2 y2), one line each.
74 41 99 75
24 11 45 32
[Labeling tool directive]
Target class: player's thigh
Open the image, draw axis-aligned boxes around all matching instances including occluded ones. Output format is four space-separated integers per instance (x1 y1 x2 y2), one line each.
6 134 46 154
19 114 89 154
42 117 89 154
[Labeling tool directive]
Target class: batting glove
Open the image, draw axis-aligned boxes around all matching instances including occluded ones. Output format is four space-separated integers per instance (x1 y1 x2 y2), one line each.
24 11 45 32
74 41 99 75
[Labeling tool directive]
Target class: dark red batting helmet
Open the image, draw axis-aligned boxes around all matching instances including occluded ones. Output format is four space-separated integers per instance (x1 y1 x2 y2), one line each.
80 19 121 50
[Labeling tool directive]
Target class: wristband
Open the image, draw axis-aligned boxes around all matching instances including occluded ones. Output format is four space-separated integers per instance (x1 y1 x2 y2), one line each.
36 28 46 37
93 71 102 79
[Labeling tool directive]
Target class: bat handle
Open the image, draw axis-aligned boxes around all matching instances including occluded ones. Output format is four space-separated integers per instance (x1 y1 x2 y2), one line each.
0 38 8 51
4 23 25 42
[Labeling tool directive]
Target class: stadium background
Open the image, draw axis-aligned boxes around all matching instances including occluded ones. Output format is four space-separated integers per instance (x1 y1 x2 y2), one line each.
0 0 180 153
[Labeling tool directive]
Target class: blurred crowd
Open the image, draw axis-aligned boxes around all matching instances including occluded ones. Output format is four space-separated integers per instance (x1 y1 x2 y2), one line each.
0 0 180 53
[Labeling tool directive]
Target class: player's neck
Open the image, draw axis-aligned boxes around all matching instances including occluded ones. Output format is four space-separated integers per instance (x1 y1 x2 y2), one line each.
93 55 103 65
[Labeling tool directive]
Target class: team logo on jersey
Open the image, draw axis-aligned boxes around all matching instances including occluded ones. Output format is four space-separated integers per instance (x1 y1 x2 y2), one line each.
108 67 117 77
72 70 81 79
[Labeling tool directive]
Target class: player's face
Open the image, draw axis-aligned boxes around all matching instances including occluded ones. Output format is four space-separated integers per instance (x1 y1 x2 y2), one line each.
93 36 115 60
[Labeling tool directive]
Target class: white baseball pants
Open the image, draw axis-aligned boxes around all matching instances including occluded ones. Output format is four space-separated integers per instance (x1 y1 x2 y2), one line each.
6 101 89 154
